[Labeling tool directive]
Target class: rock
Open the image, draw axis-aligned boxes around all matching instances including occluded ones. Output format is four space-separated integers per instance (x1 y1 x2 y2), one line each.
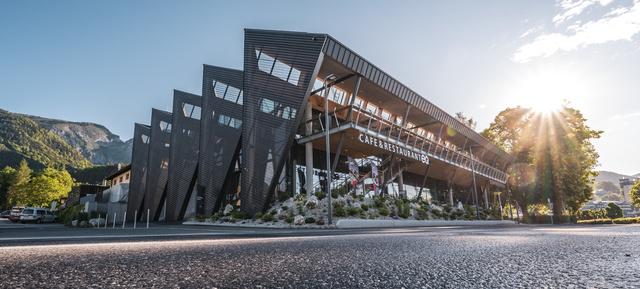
294 215 305 226
353 202 362 209
457 201 464 211
89 218 106 227
363 197 375 206
306 195 319 209
430 204 443 212
223 204 234 216
79 220 88 228
71 220 78 227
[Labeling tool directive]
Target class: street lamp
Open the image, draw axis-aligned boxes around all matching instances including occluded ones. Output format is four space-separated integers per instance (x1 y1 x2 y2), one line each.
324 74 336 225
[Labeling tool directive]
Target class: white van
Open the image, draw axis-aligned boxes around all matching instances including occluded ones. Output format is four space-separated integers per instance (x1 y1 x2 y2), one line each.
19 207 56 223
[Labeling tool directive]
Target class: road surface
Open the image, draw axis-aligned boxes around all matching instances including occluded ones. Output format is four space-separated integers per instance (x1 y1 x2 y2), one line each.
0 219 639 288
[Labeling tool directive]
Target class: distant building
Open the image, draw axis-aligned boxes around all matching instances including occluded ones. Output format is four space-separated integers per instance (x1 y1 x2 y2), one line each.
106 164 131 187
581 200 639 217
619 178 637 203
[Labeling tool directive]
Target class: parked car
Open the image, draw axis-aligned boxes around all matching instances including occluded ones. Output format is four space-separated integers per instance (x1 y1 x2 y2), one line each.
0 210 10 218
8 206 24 222
19 207 56 224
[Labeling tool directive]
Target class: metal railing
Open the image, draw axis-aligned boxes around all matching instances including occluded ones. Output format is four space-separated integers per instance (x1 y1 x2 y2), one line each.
298 105 507 184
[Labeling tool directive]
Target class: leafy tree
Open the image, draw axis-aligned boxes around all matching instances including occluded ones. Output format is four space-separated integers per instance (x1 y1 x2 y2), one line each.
606 202 623 219
7 162 73 207
630 181 640 207
0 166 17 209
483 105 601 222
455 112 477 130
596 181 619 194
7 159 33 206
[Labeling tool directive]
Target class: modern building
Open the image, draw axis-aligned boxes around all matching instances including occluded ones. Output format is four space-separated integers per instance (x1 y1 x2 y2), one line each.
127 29 512 222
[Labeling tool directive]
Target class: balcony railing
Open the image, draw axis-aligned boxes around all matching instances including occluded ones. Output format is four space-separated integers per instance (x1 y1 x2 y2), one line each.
297 105 508 184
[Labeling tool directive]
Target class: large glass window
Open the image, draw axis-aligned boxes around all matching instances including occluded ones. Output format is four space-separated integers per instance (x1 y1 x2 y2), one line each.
212 81 243 105
182 103 201 120
159 121 171 133
141 134 150 144
259 98 297 120
255 49 301 85
365 103 378 114
218 114 242 129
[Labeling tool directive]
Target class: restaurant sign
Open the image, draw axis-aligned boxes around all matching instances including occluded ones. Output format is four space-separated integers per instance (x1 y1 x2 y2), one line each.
358 133 429 164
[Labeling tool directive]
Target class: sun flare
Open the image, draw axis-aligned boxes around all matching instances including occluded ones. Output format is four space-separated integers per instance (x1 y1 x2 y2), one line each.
511 67 584 114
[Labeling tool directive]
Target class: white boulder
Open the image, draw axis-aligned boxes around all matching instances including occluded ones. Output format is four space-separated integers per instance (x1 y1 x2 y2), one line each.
294 215 305 226
89 218 106 227
223 204 234 216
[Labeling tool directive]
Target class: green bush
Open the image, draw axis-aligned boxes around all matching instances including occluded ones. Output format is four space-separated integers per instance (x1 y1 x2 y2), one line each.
606 203 623 219
278 191 293 202
333 203 346 217
378 205 390 217
577 218 613 224
360 204 369 211
261 213 275 222
347 207 362 216
285 215 294 224
304 217 316 224
230 211 249 220
57 204 83 225
78 212 89 222
395 199 410 219
315 218 325 225
416 207 429 220
306 201 316 209
281 206 289 211
613 217 640 224
578 217 640 224
315 191 326 200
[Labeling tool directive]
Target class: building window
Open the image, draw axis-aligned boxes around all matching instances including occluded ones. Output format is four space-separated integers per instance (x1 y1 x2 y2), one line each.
380 110 391 121
126 173 130 180
164 142 170 148
159 121 171 133
365 103 378 115
218 114 242 129
259 98 297 120
182 103 201 120
212 81 243 105
353 97 364 108
161 160 169 169
255 49 301 85
141 134 150 144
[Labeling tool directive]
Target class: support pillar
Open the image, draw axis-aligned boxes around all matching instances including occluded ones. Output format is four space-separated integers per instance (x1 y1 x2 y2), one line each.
448 186 454 206
483 185 490 210
305 102 314 197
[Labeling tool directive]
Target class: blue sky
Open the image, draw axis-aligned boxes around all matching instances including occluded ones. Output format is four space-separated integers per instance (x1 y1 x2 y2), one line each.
1 0 639 175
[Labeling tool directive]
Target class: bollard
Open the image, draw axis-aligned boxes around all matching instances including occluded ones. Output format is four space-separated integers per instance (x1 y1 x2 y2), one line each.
98 214 101 228
133 210 137 229
105 213 108 229
113 213 117 229
122 212 126 229
146 209 150 229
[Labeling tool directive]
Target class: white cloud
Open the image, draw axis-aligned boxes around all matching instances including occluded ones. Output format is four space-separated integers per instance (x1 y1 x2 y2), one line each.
611 111 640 119
513 0 640 63
553 0 611 24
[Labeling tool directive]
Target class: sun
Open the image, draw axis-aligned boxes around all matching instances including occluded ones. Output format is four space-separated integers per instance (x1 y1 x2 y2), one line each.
511 67 583 114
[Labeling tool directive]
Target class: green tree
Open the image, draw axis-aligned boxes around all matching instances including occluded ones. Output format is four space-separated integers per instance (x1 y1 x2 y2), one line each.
606 202 623 219
630 181 640 207
7 163 73 207
7 159 33 206
0 166 17 209
483 105 601 222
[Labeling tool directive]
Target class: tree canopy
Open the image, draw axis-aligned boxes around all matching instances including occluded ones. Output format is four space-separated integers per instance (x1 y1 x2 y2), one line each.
482 105 601 222
6 160 74 208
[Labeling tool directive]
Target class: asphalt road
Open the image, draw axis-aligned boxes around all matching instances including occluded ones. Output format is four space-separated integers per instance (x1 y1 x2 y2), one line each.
1 220 639 288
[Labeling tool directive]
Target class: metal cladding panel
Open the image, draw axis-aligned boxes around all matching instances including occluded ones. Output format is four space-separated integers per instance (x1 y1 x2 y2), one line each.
165 90 202 221
197 65 244 216
322 36 511 163
144 109 173 220
240 29 326 214
126 123 150 221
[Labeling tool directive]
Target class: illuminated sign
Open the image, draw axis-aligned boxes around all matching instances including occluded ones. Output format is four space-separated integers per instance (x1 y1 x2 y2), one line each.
358 133 429 164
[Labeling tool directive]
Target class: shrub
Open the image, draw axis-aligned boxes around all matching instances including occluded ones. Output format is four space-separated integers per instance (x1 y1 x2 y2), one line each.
315 191 326 200
378 205 390 217
577 218 613 224
285 215 294 224
606 203 623 219
416 207 429 220
261 213 275 222
230 211 249 220
315 218 325 225
254 212 263 220
210 212 222 222
306 201 316 209
347 207 362 216
281 206 289 211
57 204 83 225
395 199 410 219
78 212 89 222
304 217 316 224
333 203 346 217
360 204 369 211
613 217 640 224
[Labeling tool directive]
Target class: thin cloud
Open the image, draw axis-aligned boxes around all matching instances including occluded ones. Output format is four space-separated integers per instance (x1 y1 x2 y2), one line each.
513 0 640 63
553 0 613 24
611 111 640 119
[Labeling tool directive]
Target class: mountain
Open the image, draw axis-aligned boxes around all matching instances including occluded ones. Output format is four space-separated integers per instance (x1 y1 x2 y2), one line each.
20 114 132 165
596 171 637 188
0 109 91 170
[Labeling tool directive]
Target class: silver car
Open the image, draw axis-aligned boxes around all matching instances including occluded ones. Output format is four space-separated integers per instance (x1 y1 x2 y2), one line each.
19 207 56 223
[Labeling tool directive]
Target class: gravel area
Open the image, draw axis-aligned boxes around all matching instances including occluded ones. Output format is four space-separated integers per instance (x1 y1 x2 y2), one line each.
1 225 639 288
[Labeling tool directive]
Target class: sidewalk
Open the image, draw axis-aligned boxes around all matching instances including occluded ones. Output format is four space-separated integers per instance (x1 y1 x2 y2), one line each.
183 219 517 229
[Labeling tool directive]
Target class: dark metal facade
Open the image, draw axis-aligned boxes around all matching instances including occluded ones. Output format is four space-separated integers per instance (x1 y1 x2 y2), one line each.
240 29 326 214
126 123 150 221
197 65 244 216
165 90 202 221
144 109 173 220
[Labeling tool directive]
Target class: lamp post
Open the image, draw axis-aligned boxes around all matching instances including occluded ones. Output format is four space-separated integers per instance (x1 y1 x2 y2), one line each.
324 74 336 225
